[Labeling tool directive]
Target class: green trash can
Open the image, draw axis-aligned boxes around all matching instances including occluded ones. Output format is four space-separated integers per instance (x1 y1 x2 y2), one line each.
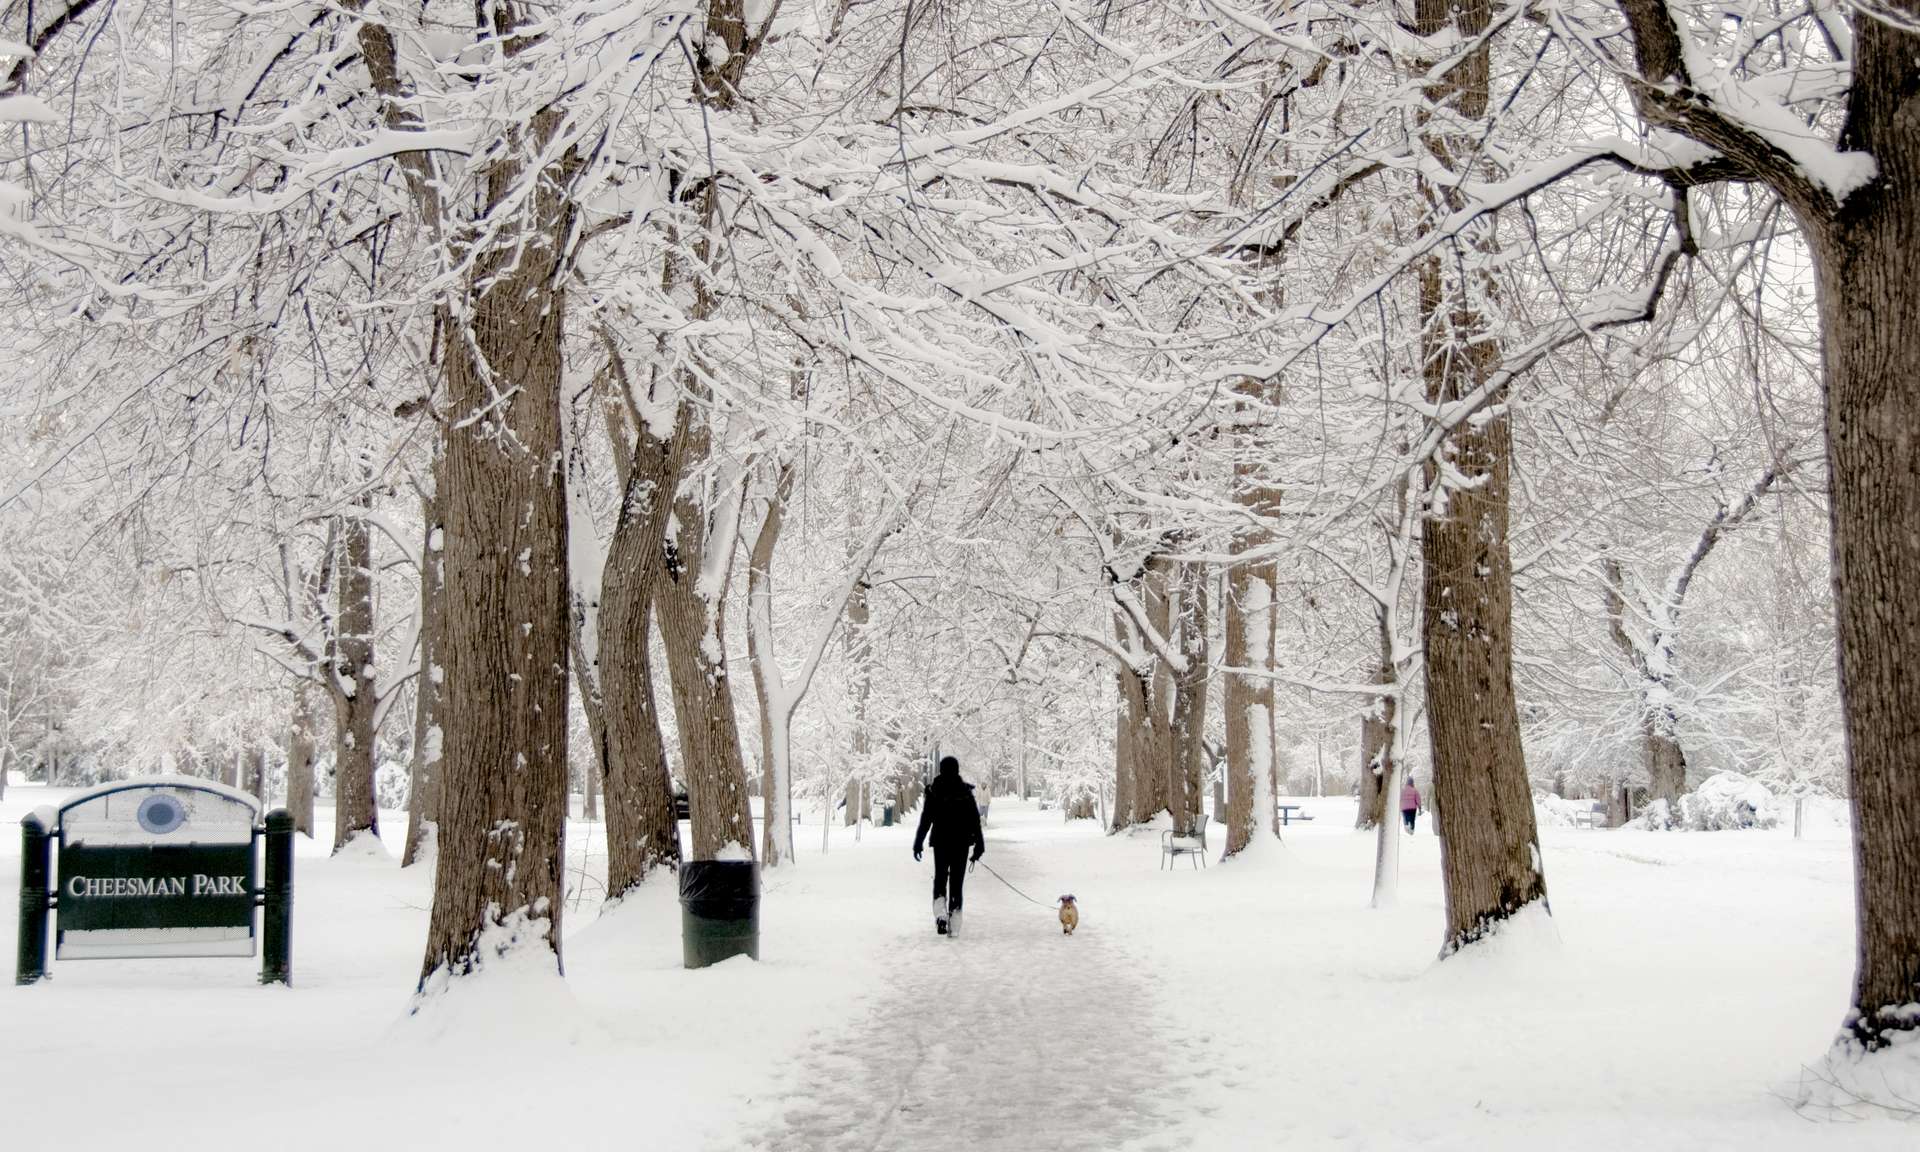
881 803 896 827
679 860 759 968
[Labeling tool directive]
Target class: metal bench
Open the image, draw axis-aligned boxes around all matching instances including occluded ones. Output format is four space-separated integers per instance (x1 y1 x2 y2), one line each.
1161 812 1210 869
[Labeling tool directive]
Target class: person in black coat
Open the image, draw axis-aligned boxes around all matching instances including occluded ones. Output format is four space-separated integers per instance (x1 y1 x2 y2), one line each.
913 755 986 935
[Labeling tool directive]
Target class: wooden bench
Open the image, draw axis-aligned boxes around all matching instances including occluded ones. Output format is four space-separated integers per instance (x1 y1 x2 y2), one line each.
1161 812 1210 869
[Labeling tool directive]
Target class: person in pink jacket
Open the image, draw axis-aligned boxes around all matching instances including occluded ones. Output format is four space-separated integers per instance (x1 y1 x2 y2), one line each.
1400 778 1421 834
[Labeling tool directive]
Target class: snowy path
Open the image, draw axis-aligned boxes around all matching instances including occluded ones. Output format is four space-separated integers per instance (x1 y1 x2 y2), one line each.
717 815 1195 1152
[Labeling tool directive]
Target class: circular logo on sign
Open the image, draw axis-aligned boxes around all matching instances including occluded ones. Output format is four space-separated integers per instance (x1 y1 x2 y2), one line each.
136 794 187 835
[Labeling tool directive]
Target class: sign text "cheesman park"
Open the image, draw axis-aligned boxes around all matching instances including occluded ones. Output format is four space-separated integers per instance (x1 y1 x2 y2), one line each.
66 873 251 898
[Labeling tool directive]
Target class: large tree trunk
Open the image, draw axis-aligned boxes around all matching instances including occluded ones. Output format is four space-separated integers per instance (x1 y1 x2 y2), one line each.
632 4 769 866
1221 184 1285 858
1607 0 1920 1047
594 328 688 900
1167 559 1210 836
657 548 756 859
287 680 318 836
1416 0 1546 954
1420 382 1544 951
597 587 681 897
653 378 754 861
331 505 379 853
418 127 574 984
1806 22 1920 1044
403 479 444 867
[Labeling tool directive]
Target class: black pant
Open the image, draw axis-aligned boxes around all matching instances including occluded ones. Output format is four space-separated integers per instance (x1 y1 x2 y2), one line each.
932 846 967 915
1402 809 1417 833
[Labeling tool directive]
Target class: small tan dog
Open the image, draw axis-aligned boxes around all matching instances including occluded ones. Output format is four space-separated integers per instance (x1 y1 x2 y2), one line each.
1058 895 1079 936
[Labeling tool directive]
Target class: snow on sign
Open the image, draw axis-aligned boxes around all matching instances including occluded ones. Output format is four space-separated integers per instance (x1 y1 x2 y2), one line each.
15 776 295 985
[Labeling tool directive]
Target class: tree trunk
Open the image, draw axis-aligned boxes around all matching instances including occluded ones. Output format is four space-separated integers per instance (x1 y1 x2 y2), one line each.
597 590 681 897
1805 27 1920 1043
657 553 756 860
403 480 444 867
653 373 754 861
1168 559 1210 836
747 466 800 867
287 680 317 837
1357 707 1389 831
1644 721 1687 809
418 127 574 984
843 532 873 828
249 745 268 806
1371 755 1408 906
1601 558 1691 808
569 630 607 821
1109 606 1144 832
1224 558 1277 856
1416 0 1546 954
1137 555 1175 821
595 338 687 899
1357 687 1398 831
1111 683 1135 832
331 505 379 853
1356 614 1399 830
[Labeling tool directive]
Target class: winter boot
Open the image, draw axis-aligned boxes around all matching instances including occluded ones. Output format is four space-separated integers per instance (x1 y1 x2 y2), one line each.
947 908 962 938
934 897 948 935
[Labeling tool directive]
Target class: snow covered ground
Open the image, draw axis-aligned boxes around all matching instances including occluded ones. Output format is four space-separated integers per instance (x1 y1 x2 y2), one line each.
0 784 1909 1150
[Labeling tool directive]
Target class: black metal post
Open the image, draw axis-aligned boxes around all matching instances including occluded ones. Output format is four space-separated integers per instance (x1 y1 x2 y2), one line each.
17 811 52 985
260 809 293 985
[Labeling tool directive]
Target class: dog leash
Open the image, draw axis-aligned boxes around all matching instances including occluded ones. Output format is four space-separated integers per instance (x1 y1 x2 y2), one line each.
974 859 1054 908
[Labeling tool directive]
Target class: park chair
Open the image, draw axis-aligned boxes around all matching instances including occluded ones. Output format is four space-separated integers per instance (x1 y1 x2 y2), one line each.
1161 812 1210 870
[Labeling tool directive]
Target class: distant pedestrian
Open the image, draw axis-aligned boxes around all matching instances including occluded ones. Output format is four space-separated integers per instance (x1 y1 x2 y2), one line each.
1400 777 1421 834
913 755 986 936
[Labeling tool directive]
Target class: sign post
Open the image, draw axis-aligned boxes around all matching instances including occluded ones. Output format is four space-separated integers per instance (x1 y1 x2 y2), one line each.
13 777 293 985
260 809 293 985
16 811 51 985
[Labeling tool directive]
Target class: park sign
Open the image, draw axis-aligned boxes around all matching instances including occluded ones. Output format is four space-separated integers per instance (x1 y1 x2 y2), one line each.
16 777 293 985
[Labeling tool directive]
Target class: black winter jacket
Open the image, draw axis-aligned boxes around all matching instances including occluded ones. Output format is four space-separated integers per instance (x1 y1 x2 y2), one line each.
914 772 986 855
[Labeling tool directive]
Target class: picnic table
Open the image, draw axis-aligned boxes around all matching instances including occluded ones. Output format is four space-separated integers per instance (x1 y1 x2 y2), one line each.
1277 804 1315 827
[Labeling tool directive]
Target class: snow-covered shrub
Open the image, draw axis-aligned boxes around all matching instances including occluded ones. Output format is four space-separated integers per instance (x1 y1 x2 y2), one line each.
1629 774 1778 830
1534 793 1605 828
1681 773 1778 830
1632 798 1677 831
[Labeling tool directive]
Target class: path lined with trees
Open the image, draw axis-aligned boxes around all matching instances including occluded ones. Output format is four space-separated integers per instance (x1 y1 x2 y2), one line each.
1 0 1914 1071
